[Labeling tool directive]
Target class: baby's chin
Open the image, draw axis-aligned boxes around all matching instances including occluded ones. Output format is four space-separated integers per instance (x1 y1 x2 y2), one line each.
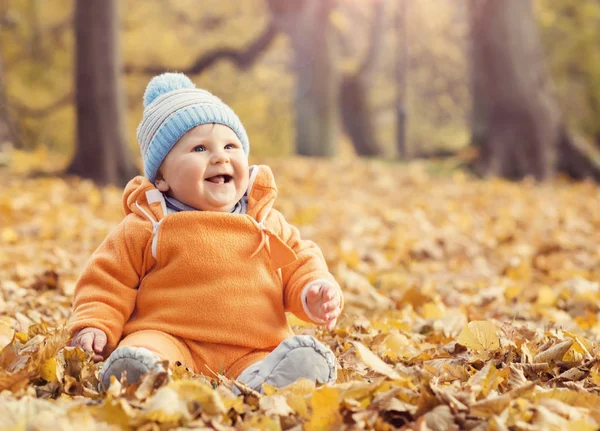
196 195 244 212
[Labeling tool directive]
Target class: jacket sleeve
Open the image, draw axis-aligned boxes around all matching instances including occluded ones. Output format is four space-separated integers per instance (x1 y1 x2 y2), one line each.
270 209 343 323
68 215 151 351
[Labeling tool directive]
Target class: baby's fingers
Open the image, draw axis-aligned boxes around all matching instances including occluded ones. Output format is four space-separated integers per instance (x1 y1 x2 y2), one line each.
305 284 323 303
325 317 338 331
322 286 337 301
322 297 340 313
74 332 94 352
92 331 107 354
325 306 341 321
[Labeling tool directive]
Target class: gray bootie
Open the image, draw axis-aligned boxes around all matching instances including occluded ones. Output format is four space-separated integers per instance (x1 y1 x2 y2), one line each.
235 335 337 394
100 346 162 389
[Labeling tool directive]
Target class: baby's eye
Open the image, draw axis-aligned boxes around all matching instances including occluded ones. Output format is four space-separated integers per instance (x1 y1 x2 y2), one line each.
193 145 206 152
225 143 236 150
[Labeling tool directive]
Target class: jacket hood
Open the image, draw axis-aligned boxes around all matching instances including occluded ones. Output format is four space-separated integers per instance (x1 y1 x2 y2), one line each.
122 165 278 222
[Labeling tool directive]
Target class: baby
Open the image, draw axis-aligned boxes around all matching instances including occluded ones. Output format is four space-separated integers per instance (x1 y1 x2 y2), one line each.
69 72 343 392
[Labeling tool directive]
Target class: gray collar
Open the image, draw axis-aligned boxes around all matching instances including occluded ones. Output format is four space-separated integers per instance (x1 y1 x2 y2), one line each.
164 193 248 214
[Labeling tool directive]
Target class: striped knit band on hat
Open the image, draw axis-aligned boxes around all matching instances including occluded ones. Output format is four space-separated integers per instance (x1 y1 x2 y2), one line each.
137 72 250 182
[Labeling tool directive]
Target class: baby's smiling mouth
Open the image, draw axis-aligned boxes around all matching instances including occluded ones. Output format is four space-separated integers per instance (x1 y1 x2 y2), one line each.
205 174 233 184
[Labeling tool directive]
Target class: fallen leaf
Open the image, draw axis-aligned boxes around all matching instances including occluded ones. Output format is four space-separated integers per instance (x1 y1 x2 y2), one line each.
351 341 401 379
534 339 574 364
259 394 294 417
0 316 15 350
305 386 342 431
457 321 500 352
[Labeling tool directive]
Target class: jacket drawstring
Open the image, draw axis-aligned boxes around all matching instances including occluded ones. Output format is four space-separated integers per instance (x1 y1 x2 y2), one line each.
136 201 162 260
250 222 269 259
251 220 297 270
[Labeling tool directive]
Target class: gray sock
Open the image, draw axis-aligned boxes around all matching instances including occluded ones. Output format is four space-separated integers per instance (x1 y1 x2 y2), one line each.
100 346 161 390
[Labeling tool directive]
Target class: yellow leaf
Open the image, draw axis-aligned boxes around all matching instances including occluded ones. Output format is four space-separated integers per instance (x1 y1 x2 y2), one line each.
421 301 445 319
286 313 315 328
1 228 18 244
40 358 57 382
574 312 598 330
339 247 361 269
505 258 532 281
167 379 225 416
534 339 573 364
87 188 102 208
0 419 26 431
286 393 309 419
351 341 401 379
504 284 521 301
263 383 278 396
381 333 420 361
457 321 500 352
468 362 509 398
280 378 316 397
565 421 599 431
63 346 87 362
563 332 593 356
381 333 409 361
0 316 14 350
144 387 189 423
14 332 27 343
223 395 245 414
536 286 558 306
590 371 600 387
470 394 511 418
89 398 135 430
259 394 294 417
534 388 600 410
241 415 282 431
267 378 313 419
305 386 342 431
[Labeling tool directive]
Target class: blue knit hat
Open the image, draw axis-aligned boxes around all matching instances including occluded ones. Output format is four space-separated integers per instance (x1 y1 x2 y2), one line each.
136 72 250 182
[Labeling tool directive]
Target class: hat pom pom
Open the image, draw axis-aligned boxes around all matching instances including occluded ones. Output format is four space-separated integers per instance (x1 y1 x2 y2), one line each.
143 72 196 107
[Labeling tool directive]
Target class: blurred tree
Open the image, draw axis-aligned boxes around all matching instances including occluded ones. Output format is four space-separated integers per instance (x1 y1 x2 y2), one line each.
0 19 19 149
395 0 408 158
125 21 278 76
66 0 137 186
268 0 339 157
130 0 340 157
373 0 470 157
0 50 12 146
469 0 600 180
0 0 72 152
537 0 600 147
339 0 385 157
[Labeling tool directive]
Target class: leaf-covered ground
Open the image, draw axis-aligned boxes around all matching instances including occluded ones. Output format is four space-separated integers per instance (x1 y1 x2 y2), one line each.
1 156 600 430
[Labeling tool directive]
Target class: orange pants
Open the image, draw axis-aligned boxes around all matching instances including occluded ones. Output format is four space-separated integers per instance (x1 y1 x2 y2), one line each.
118 330 271 379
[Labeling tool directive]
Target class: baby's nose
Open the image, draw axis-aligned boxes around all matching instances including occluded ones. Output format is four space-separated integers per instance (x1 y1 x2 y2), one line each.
211 151 229 163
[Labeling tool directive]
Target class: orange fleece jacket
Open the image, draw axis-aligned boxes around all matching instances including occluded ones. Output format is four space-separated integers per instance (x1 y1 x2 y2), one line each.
69 165 341 373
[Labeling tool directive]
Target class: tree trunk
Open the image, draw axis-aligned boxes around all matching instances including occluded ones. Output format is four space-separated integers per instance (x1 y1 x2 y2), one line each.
0 51 19 149
0 53 10 146
395 0 408 159
66 0 137 186
469 0 562 180
268 0 338 157
339 0 385 157
339 75 378 156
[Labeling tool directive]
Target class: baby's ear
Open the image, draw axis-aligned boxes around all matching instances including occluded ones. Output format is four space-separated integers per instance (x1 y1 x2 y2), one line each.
155 172 170 192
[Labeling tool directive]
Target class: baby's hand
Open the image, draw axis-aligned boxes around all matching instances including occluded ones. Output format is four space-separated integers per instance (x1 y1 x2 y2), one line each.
305 283 342 331
70 327 107 362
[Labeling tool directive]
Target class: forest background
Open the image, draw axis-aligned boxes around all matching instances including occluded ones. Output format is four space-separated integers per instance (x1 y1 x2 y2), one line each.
1 0 599 173
1 1 600 430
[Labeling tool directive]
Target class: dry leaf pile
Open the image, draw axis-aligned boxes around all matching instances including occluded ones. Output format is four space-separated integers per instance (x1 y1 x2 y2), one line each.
1 157 600 430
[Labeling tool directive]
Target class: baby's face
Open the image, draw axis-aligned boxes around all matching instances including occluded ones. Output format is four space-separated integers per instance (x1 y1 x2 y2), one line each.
155 123 249 212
